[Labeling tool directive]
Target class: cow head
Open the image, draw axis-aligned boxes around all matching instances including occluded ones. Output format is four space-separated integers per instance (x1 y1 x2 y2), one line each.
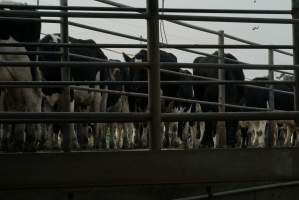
0 1 41 43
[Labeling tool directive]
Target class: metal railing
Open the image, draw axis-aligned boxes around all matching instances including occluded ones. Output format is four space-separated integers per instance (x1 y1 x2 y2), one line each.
0 0 298 151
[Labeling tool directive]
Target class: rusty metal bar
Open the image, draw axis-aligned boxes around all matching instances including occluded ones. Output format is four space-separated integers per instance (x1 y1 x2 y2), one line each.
147 0 161 151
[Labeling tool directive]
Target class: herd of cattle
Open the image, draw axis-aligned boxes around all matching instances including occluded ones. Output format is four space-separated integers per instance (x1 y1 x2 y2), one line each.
0 2 298 151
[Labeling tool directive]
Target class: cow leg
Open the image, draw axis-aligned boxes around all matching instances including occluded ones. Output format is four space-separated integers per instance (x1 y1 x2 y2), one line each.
94 123 105 149
240 126 249 148
122 122 134 149
141 123 148 148
5 89 26 152
21 88 42 152
163 122 170 148
226 120 238 148
201 120 215 148
133 122 142 148
294 127 299 147
12 123 25 152
77 123 89 150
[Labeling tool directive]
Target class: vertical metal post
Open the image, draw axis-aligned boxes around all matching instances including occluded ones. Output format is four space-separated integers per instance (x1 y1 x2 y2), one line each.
147 0 161 150
268 49 275 147
60 0 72 152
293 0 299 120
217 30 226 147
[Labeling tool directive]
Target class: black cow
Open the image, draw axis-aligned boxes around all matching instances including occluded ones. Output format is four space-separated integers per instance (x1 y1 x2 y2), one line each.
193 51 245 148
38 33 108 149
0 1 41 61
123 49 195 148
0 1 42 152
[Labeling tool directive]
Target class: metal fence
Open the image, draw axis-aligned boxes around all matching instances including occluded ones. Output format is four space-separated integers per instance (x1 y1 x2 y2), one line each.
0 0 298 150
0 0 299 189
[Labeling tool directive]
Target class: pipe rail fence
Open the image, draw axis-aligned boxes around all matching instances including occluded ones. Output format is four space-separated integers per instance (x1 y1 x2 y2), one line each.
1 0 299 194
0 0 298 151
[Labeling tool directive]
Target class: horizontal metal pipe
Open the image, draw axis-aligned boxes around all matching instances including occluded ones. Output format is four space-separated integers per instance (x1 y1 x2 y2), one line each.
0 10 147 19
0 61 149 68
161 111 299 121
174 181 299 200
2 58 294 71
0 42 147 48
0 111 297 123
0 43 293 49
69 53 107 62
0 17 60 23
0 51 62 56
0 5 290 15
0 112 150 123
160 14 297 24
0 4 146 12
160 44 294 49
159 8 291 15
0 80 294 87
160 63 298 70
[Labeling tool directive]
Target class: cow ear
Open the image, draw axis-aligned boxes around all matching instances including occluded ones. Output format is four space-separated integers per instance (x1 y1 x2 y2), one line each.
123 52 133 62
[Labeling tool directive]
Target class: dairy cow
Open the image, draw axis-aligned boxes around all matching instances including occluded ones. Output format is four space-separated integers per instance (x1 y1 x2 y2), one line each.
193 51 245 148
38 33 108 149
123 49 196 148
0 1 42 151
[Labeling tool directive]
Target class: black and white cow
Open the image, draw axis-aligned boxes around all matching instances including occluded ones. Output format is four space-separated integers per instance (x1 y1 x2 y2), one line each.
0 1 42 151
240 76 298 147
193 51 245 148
96 59 134 149
38 33 108 150
123 49 196 148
